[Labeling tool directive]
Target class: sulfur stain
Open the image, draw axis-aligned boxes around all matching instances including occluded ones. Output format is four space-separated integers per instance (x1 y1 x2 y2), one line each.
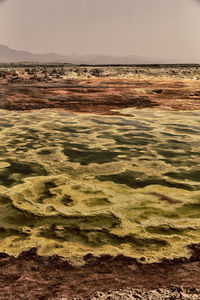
0 108 199 265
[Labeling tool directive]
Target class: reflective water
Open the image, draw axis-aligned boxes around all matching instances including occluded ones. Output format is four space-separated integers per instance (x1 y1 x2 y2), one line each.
0 108 199 265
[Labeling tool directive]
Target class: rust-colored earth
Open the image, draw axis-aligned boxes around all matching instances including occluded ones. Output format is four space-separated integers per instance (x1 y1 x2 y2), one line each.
0 245 200 299
1 75 200 113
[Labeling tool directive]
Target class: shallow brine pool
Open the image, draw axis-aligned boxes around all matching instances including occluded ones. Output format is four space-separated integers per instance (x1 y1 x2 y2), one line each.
0 108 199 265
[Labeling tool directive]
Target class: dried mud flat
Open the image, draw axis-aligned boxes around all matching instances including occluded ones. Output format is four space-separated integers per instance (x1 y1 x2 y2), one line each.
0 65 200 299
1 246 200 299
0 65 200 113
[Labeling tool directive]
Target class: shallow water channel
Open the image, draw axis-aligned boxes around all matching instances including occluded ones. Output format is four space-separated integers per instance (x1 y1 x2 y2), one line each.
0 108 199 265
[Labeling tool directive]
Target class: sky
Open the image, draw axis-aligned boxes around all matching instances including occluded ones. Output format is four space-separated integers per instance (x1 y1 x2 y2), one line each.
0 0 200 61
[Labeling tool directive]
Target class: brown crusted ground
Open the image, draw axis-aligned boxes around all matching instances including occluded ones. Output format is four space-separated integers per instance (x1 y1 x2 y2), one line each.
0 245 200 299
1 77 200 114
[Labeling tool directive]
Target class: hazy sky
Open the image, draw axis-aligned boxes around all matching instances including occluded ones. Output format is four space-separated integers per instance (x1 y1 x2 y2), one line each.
0 0 200 61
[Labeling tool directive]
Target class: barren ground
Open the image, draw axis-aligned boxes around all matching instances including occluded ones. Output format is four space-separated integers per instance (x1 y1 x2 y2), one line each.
0 245 200 299
1 65 200 113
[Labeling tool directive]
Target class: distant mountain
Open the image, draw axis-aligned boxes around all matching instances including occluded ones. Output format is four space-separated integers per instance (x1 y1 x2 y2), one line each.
0 44 69 64
66 54 166 65
0 44 191 65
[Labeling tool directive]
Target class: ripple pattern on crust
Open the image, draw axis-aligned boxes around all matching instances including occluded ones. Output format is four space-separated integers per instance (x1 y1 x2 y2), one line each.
0 109 199 265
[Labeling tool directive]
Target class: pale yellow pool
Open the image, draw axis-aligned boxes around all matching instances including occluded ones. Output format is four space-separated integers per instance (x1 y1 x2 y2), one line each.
0 108 199 265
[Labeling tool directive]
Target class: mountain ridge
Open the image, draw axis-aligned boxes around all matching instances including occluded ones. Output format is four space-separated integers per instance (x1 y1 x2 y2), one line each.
0 44 195 65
